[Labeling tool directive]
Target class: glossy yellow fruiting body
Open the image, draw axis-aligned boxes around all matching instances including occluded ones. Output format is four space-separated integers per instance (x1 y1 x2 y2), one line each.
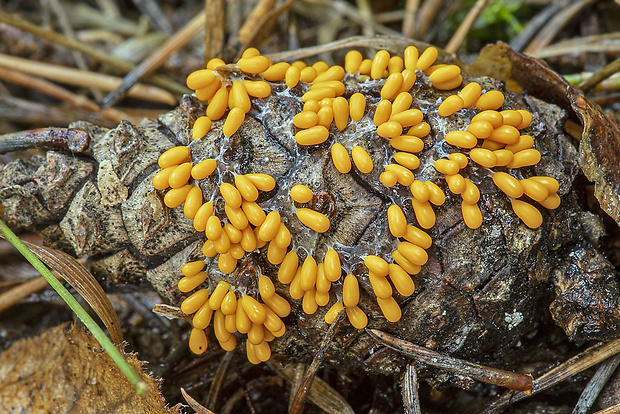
476 90 505 110
393 134 424 153
178 272 207 293
325 301 344 324
472 110 503 128
241 295 267 324
296 208 330 233
377 296 402 322
371 50 390 79
446 173 466 194
416 47 438 71
393 152 420 170
410 180 430 203
184 186 203 219
445 130 477 148
388 264 415 296
191 159 217 180
345 306 368 329
364 255 389 277
290 184 313 203
507 149 541 169
392 110 424 129
300 256 318 292
351 146 373 173
492 172 523 198
387 205 408 237
458 82 481 107
331 143 352 173
193 203 213 232
333 96 349 131
374 99 392 126
438 95 464 117
345 50 363 73
462 202 483 229
434 159 460 175
470 148 498 168
377 121 403 138
381 73 404 100
391 91 412 114
369 272 392 299
349 93 366 121
206 87 229 120
397 241 429 266
222 107 245 137
159 146 190 169
511 199 543 228
181 289 210 315
425 182 446 206
343 274 360 307
467 120 493 139
164 185 192 208
295 125 330 146
189 328 208 354
192 116 212 140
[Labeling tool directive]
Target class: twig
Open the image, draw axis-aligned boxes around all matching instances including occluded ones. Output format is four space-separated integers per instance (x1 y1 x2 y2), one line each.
0 66 137 124
132 0 173 34
233 0 276 56
289 309 346 414
266 36 454 64
524 0 597 55
356 0 375 37
49 0 103 101
579 58 620 93
572 354 620 414
102 11 205 108
402 363 422 414
0 53 176 105
593 402 620 414
401 0 420 38
204 0 225 63
0 10 188 96
480 338 620 413
206 350 235 410
0 275 50 314
445 0 492 54
367 329 533 392
181 388 216 414
510 0 571 52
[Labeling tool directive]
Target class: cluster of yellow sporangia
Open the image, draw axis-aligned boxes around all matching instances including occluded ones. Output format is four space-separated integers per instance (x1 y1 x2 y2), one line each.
153 46 561 363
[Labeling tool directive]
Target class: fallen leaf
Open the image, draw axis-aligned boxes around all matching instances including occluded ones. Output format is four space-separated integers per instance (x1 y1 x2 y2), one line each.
0 323 181 413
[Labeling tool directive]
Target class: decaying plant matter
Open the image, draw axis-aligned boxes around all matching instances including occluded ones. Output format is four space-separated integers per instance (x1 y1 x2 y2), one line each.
1 37 620 412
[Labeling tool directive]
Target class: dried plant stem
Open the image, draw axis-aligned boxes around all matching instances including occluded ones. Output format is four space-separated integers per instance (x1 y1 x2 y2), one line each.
579 58 620 93
0 219 147 395
572 354 620 414
368 329 533 392
289 309 346 414
0 275 50 314
204 0 225 62
445 0 492 54
401 0 420 38
0 67 137 124
0 53 176 105
0 10 188 96
482 338 620 412
402 364 422 414
234 0 276 55
593 402 620 414
102 11 206 108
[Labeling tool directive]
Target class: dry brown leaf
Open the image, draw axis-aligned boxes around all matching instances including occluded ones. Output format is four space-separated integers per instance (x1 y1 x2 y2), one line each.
470 42 620 228
0 323 180 413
